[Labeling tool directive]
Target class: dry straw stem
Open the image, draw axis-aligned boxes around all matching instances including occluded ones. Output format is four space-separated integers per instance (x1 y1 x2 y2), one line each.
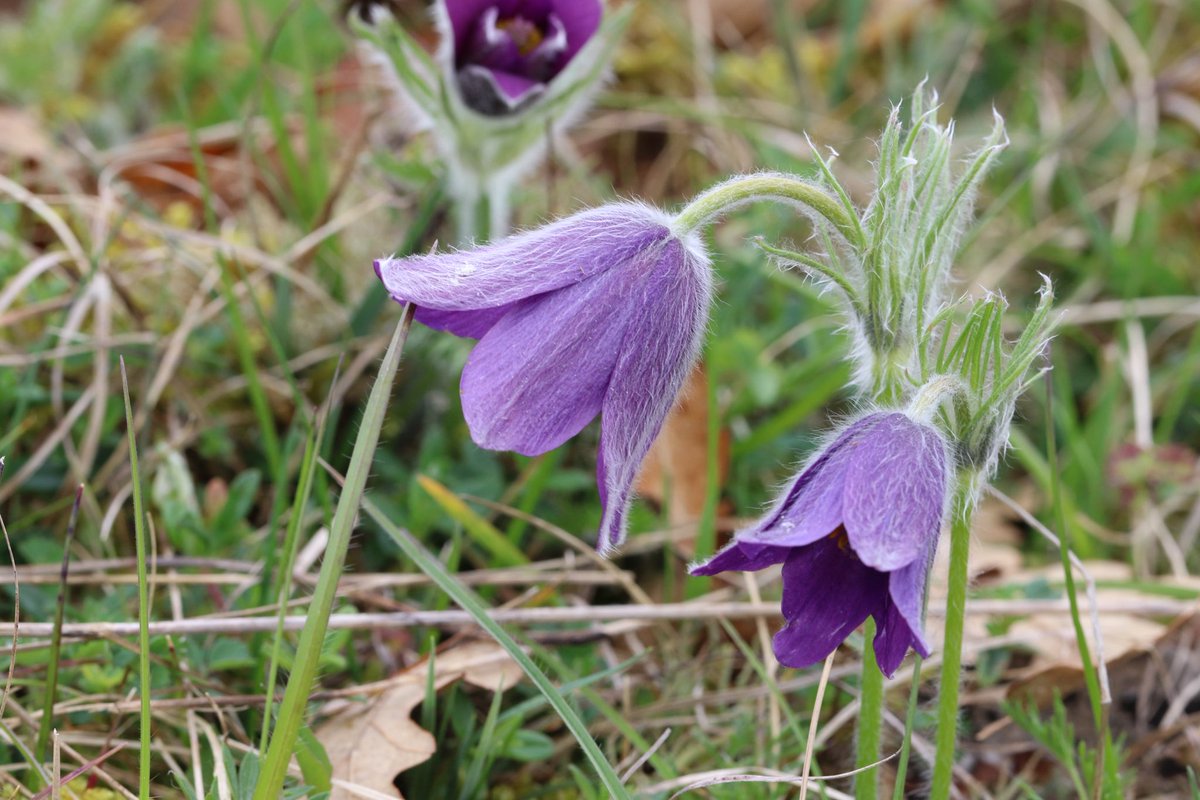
1062 0 1156 245
975 154 1179 289
8 563 630 589
7 596 1189 641
0 457 19 728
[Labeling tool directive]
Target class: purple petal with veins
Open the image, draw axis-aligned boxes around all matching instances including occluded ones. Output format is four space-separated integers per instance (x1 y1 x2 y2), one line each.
690 411 951 676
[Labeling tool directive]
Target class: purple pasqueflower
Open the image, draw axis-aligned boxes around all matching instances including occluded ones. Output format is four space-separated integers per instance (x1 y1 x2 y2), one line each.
442 0 603 115
374 204 711 552
691 412 950 676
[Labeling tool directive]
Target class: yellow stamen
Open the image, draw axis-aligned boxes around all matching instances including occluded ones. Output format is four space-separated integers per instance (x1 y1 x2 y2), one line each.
497 16 543 56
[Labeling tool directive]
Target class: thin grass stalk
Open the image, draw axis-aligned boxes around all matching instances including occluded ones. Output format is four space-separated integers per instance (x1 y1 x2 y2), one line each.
523 639 678 782
120 359 153 800
1045 375 1103 724
1046 372 1110 797
242 292 308 614
855 618 883 800
890 657 922 800
360 495 634 800
717 619 809 747
0 460 47 787
0 456 18 726
33 485 83 769
253 308 414 800
176 95 284 483
258 364 340 752
687 363 720 599
0 716 49 787
929 474 975 800
799 652 836 800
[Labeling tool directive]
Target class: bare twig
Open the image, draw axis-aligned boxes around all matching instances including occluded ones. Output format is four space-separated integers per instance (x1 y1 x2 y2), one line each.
4 597 1190 641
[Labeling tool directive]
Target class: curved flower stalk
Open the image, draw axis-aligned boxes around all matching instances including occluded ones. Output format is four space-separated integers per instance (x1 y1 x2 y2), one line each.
375 203 712 552
353 1 629 242
692 411 951 675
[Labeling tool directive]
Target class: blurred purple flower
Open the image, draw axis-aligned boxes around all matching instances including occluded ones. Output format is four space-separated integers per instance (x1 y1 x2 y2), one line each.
691 412 950 675
442 0 603 115
374 204 711 552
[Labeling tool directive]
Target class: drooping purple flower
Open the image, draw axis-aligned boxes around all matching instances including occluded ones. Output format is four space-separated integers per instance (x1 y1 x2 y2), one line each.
374 204 711 552
441 0 603 115
691 412 950 676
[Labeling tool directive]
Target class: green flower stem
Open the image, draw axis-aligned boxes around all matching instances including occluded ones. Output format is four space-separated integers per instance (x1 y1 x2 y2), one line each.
871 352 908 405
671 173 863 246
453 176 510 245
929 472 978 799
855 617 884 800
455 186 491 246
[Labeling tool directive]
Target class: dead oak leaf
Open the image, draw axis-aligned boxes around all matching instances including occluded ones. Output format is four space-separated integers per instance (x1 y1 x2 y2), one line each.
318 680 433 800
316 641 522 800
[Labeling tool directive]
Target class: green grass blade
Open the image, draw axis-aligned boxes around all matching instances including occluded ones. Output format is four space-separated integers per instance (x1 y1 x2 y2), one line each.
253 307 415 800
1045 371 1104 729
120 358 153 800
417 474 529 567
360 496 633 800
259 362 341 754
33 484 82 769
891 658 923 800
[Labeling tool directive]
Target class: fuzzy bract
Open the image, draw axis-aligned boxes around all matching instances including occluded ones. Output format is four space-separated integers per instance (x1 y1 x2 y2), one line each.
444 0 603 115
691 411 950 676
375 203 712 553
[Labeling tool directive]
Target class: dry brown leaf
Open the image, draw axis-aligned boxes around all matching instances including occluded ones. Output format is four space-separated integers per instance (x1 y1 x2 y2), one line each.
318 680 433 800
635 364 730 530
316 641 522 799
435 640 526 693
138 0 248 41
704 0 816 39
0 106 81 188
0 107 54 164
1007 612 1167 670
98 121 276 217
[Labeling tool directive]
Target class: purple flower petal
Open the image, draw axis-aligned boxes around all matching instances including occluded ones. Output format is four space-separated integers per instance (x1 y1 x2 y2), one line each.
773 537 888 669
873 534 937 675
460 264 634 457
594 239 711 552
414 302 522 339
375 205 672 312
842 413 948 572
689 540 790 576
460 64 544 106
549 0 602 60
443 0 497 55
736 418 884 549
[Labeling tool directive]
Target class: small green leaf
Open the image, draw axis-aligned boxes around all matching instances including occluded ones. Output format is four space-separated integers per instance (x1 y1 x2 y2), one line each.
295 725 332 794
499 729 555 763
207 638 254 672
